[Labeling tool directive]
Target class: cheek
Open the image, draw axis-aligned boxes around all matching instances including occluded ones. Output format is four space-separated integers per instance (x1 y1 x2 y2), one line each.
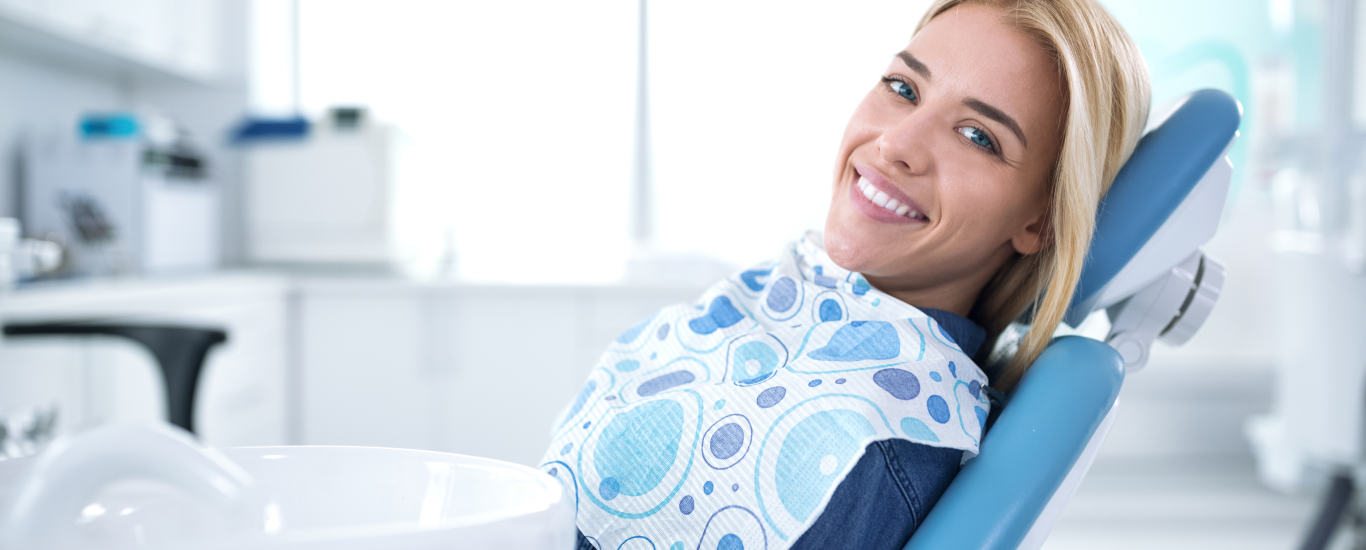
941 167 1044 245
823 95 891 270
834 95 889 172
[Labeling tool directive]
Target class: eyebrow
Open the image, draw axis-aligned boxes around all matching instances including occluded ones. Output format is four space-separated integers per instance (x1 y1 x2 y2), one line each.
896 51 931 80
964 98 1028 148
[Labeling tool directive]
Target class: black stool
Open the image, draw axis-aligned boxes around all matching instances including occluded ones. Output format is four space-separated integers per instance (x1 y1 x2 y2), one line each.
4 324 228 434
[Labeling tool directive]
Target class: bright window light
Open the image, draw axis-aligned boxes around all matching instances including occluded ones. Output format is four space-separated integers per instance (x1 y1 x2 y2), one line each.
251 0 933 282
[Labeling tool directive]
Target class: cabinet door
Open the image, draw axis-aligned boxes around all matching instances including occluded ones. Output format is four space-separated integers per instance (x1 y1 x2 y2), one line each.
9 0 219 81
298 291 436 450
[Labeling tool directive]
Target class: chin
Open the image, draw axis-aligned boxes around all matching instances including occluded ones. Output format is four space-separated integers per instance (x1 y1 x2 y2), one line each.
823 218 876 273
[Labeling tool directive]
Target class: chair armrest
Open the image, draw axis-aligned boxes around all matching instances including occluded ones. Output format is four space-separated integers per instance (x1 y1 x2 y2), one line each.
905 336 1124 550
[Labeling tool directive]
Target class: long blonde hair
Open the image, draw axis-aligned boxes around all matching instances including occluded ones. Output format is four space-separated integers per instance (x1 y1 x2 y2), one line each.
914 0 1150 390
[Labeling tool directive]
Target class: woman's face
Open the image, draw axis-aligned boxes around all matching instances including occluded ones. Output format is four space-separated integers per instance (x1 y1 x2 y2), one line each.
824 3 1065 314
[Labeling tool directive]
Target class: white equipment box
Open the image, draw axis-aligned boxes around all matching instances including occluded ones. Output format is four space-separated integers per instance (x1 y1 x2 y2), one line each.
23 132 219 276
244 123 395 265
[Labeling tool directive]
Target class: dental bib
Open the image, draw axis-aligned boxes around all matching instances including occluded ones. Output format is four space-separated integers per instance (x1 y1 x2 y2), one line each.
540 233 991 550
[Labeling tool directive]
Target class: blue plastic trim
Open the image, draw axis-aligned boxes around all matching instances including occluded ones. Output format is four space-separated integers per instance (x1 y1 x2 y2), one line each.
904 336 1124 550
1068 89 1241 316
79 113 140 140
230 116 310 143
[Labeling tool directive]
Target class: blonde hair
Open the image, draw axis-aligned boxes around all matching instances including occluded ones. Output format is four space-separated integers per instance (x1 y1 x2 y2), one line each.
914 0 1150 390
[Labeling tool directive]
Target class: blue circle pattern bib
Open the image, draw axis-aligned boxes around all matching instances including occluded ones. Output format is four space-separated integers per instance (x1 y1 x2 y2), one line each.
539 233 991 550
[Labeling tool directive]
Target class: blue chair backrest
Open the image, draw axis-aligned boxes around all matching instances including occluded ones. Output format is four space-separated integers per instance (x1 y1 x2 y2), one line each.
905 89 1242 550
1068 89 1242 321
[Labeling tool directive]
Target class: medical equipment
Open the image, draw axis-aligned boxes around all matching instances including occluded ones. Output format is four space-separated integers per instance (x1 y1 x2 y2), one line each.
0 218 63 288
242 109 397 266
23 118 219 276
1243 1 1366 547
905 88 1240 549
0 423 576 549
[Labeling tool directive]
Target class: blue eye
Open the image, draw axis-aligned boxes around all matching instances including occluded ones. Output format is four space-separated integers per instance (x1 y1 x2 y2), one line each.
882 77 917 103
958 126 995 152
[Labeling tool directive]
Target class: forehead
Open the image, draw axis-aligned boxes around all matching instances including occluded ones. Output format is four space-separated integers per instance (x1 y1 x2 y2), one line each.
908 4 1064 139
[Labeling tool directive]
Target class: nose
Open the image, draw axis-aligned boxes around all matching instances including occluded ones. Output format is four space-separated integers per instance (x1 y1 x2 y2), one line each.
876 108 936 176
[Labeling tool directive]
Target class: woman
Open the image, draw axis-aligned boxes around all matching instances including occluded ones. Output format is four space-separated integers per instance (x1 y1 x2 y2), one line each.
542 1 1150 548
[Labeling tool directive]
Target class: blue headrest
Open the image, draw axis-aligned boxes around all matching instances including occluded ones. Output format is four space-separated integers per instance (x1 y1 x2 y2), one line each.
1069 89 1241 314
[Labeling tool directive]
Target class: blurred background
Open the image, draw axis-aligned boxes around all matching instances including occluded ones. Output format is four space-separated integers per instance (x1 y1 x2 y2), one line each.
0 0 1359 548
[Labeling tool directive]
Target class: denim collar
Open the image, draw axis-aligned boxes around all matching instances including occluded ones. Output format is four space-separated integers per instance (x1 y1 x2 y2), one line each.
919 307 985 357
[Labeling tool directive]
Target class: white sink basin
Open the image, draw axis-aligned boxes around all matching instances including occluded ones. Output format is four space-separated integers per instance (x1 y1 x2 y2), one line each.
0 425 575 550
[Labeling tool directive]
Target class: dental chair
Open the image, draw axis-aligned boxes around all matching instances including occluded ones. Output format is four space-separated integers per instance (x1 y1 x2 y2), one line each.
904 89 1241 549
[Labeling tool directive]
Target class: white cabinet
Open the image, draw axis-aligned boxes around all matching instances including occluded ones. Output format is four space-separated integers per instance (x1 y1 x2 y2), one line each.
296 281 704 466
0 274 706 464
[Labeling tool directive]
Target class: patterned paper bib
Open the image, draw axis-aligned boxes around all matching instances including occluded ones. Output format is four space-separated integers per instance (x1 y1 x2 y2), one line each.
539 233 991 550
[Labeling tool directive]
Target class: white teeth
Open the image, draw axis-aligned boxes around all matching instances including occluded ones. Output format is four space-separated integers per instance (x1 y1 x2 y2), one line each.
858 176 923 220
872 191 890 207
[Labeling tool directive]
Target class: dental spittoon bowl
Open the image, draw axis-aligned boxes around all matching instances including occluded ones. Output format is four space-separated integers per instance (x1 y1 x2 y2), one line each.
0 424 576 549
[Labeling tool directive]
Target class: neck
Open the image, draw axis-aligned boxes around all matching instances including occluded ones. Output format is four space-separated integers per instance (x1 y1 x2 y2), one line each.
865 278 979 317
863 260 1004 318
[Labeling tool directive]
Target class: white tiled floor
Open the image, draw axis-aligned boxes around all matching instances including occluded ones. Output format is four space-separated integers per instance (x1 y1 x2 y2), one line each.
1043 456 1320 550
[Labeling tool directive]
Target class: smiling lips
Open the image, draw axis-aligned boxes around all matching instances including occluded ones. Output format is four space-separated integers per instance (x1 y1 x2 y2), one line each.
856 177 927 220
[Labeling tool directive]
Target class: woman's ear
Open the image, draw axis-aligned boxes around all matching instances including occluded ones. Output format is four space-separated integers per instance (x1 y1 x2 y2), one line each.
1011 209 1051 255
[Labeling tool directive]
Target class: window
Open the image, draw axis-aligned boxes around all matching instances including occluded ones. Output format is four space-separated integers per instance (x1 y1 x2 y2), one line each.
249 0 936 281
